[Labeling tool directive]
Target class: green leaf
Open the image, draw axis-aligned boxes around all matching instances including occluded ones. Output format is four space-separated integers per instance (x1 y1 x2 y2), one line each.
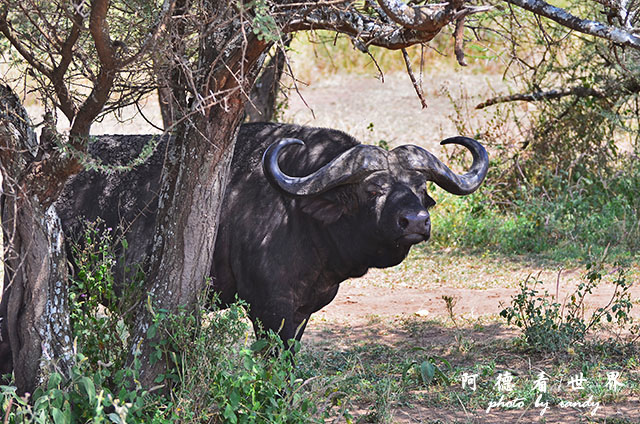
77 376 96 405
51 408 66 424
47 372 63 390
419 361 435 385
401 361 417 382
223 404 238 424
250 339 268 352
432 356 452 370
433 366 451 385
147 324 157 339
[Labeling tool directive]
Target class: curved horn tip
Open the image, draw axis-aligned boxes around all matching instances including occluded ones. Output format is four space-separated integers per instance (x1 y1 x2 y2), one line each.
440 136 479 146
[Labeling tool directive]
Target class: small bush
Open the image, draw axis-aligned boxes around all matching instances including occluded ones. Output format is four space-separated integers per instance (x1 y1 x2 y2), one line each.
69 221 142 372
500 262 635 352
159 298 336 423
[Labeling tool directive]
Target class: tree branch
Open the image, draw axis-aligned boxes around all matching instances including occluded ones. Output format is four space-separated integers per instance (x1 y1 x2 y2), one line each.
454 15 467 66
284 6 443 49
89 0 117 69
119 0 177 67
475 86 607 109
71 0 119 137
505 0 640 49
283 1 491 50
375 0 462 31
0 7 53 77
50 2 84 120
401 48 428 108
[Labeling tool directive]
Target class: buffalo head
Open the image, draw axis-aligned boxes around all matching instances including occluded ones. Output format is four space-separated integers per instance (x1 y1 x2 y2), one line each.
262 136 489 268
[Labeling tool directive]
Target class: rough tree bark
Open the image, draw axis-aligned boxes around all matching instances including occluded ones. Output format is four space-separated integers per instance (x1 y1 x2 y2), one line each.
0 86 74 393
0 0 163 392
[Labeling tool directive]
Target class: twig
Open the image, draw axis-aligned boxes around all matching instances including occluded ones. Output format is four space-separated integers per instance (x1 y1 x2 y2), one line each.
401 48 427 108
476 86 606 109
454 15 467 66
3 397 13 424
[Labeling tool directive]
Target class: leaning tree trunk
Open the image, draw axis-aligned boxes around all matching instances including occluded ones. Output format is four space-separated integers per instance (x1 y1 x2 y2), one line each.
0 86 77 393
130 18 269 386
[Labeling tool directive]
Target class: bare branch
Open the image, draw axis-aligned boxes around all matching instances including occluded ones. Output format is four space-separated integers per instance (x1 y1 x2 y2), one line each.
505 0 640 49
50 2 84 120
72 0 119 136
119 0 177 67
454 15 467 66
593 0 637 29
375 0 462 31
401 48 427 108
475 86 607 109
284 7 443 49
89 0 117 69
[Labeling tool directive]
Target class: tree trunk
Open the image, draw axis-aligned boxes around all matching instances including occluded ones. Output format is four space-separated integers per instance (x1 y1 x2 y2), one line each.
0 86 74 394
130 29 269 386
1 197 72 393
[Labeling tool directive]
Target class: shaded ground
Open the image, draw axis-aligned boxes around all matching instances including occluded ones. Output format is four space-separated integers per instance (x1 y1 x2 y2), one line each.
303 249 640 423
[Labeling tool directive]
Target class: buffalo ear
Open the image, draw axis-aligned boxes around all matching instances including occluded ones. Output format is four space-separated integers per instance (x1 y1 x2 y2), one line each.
299 197 346 224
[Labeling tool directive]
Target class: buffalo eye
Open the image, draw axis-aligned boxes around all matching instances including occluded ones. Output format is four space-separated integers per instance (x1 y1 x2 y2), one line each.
365 184 384 198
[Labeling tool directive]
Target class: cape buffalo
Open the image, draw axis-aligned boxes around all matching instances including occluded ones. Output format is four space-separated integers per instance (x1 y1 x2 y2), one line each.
56 122 488 342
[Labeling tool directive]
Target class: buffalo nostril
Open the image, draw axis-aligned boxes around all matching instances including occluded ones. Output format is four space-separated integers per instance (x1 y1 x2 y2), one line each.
399 211 429 233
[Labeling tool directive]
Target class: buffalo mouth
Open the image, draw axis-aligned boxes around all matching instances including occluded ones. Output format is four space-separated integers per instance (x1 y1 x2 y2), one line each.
396 233 428 246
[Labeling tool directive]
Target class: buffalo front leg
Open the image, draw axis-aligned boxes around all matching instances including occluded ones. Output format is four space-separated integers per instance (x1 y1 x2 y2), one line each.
249 304 310 349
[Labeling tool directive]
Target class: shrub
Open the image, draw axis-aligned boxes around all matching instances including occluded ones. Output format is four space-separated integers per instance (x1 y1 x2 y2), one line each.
1 225 339 423
159 298 334 423
500 262 635 352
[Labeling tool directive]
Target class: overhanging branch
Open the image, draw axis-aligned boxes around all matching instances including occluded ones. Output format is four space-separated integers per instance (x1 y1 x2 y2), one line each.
284 6 443 49
505 0 640 50
375 0 462 31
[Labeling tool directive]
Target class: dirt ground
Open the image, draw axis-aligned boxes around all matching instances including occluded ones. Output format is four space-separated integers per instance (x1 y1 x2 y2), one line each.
282 70 509 153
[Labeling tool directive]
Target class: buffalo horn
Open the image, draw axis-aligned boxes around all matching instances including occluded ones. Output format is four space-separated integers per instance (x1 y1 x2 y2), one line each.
391 136 489 195
263 138 388 196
